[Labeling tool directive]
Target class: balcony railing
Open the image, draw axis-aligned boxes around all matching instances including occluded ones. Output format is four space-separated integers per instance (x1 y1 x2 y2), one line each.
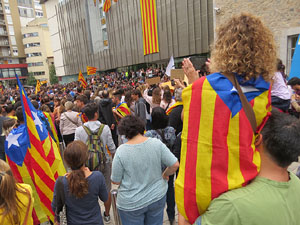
0 31 8 36
0 20 5 26
0 41 9 46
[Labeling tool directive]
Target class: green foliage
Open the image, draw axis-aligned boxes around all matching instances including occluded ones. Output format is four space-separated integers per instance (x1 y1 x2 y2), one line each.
49 64 59 84
27 72 37 86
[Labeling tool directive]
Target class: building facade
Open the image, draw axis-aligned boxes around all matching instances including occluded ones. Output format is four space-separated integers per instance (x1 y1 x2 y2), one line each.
0 0 47 85
42 0 214 83
213 0 300 75
21 17 54 81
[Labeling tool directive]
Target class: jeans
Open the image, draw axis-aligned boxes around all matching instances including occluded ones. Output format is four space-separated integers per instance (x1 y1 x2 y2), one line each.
166 174 175 221
271 96 291 112
118 195 166 225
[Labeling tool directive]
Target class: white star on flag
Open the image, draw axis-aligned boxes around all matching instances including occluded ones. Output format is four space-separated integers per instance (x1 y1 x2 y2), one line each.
7 133 22 148
32 111 43 132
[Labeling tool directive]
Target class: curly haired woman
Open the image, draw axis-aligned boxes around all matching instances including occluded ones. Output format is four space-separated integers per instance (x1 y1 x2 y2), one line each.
175 13 277 224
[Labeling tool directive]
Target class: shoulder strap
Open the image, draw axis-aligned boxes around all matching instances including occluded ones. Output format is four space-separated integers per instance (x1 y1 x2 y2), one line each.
165 102 170 112
156 129 169 145
223 73 257 133
64 112 78 126
83 125 93 136
97 124 105 136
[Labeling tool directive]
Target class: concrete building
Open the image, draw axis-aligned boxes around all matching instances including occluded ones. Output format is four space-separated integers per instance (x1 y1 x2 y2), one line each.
21 17 54 81
0 0 47 86
213 0 300 74
41 0 214 83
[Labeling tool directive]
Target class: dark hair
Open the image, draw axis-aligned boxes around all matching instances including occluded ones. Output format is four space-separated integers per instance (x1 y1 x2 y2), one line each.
76 95 88 104
84 90 91 101
118 115 145 139
13 101 21 111
77 87 82 93
16 106 24 122
261 111 300 168
125 91 133 108
5 104 14 114
112 89 122 101
163 90 172 104
63 141 89 198
102 90 109 98
151 107 169 129
31 100 39 110
287 77 300 86
132 89 142 98
82 103 98 120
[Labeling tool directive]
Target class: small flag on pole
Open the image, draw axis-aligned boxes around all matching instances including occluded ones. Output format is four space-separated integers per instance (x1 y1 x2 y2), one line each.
166 55 175 77
35 80 41 94
78 70 87 88
103 0 111 12
87 66 97 75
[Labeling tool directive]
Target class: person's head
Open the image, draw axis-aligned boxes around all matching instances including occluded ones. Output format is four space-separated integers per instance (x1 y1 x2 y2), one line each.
76 95 88 109
41 104 51 113
31 100 39 110
152 87 161 105
54 97 61 107
131 89 142 101
63 141 89 198
151 107 169 129
77 87 82 94
259 111 300 168
163 90 172 104
0 159 27 224
125 91 133 106
5 104 14 115
288 77 300 92
16 106 24 123
82 103 98 121
65 101 74 111
112 90 122 104
174 88 183 102
118 115 145 139
84 90 91 101
102 90 109 99
2 118 17 137
277 58 285 72
210 13 277 81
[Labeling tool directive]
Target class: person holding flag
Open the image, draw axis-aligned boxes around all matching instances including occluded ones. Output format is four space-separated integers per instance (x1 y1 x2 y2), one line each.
5 75 66 224
78 70 87 89
112 89 131 122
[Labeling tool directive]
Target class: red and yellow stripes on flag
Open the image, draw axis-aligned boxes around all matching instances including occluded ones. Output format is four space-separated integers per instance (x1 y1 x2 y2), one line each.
166 101 183 115
35 80 41 95
87 66 97 75
20 89 57 222
116 102 131 117
78 70 87 88
175 77 271 223
103 0 111 12
140 0 159 55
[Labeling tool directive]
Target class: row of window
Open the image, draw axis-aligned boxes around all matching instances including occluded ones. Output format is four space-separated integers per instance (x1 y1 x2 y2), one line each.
28 62 43 67
23 32 38 38
26 52 42 57
0 68 27 79
24 42 40 48
33 71 45 76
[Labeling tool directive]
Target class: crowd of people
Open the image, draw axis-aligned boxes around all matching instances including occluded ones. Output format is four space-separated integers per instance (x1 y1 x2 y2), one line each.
0 12 300 225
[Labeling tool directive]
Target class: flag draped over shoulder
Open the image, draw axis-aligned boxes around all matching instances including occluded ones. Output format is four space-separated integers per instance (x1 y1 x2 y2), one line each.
166 101 183 115
78 70 87 88
5 75 66 224
175 73 271 223
87 66 97 75
103 0 111 12
114 102 131 117
140 0 159 55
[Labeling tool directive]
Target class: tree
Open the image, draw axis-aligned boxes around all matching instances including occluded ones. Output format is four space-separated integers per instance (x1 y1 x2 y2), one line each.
27 72 37 86
49 64 59 84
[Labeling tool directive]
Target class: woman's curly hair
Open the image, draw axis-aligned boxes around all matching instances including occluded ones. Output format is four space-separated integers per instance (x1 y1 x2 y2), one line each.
210 13 277 81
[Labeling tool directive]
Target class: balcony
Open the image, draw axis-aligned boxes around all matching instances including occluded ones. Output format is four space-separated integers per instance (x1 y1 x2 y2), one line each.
0 10 3 15
0 31 8 36
0 20 5 26
0 40 9 46
0 52 11 57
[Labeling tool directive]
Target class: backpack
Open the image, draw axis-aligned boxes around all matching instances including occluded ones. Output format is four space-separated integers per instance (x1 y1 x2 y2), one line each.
83 124 105 172
156 129 172 150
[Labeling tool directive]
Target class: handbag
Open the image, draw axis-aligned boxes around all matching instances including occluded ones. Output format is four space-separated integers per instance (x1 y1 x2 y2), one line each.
55 176 67 225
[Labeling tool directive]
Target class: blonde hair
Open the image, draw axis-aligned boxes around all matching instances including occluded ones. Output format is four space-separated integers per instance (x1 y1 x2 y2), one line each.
0 160 28 224
210 13 277 81
152 87 161 105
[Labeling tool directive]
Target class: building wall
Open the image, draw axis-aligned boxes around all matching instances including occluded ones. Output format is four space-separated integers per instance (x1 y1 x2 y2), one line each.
44 0 66 77
48 0 213 77
214 0 300 74
22 18 54 81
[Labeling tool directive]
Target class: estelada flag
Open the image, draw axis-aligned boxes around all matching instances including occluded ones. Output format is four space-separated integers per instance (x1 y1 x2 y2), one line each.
175 72 271 223
78 70 87 88
6 75 66 224
113 102 131 120
103 0 111 12
87 66 97 75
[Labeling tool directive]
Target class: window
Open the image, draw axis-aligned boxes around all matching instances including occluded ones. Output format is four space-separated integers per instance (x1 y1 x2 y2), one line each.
40 24 48 27
26 52 42 57
287 35 299 74
33 71 45 76
17 0 33 8
6 15 12 24
15 68 21 76
35 11 43 17
2 69 8 78
4 4 10 13
23 32 38 38
34 2 42 10
18 7 34 18
10 36 16 45
8 26 14 35
24 42 40 48
28 62 43 67
4 0 8 3
13 48 18 56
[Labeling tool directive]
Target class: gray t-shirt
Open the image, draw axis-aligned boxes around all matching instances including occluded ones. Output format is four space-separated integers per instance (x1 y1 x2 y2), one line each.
111 138 178 211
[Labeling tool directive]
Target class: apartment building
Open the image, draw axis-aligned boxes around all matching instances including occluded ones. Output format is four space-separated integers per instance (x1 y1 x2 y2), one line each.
0 0 47 86
22 17 53 81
